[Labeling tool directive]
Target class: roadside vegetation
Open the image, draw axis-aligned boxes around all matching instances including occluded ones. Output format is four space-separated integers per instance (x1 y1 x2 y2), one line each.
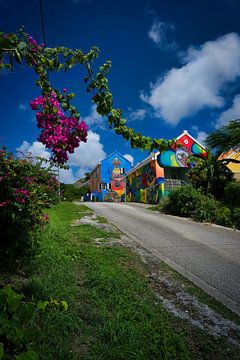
1 202 240 359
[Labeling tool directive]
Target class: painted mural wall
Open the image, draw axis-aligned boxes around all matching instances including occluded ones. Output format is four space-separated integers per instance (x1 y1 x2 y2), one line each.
157 133 207 168
92 152 132 202
126 160 164 204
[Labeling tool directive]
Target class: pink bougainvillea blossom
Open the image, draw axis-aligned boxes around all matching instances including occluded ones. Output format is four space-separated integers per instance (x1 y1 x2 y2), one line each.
30 92 88 164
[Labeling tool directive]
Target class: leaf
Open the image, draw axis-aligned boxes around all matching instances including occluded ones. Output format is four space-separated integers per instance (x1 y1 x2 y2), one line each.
37 300 49 310
61 301 68 311
14 48 22 63
15 350 39 360
0 343 4 360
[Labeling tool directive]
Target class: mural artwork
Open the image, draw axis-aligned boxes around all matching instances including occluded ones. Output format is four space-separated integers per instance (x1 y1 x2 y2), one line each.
126 160 164 204
103 157 125 202
157 133 207 168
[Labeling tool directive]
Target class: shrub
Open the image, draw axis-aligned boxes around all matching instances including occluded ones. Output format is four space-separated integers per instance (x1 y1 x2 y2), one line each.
161 186 203 217
0 149 59 266
233 208 240 229
193 194 219 223
224 181 240 207
60 183 90 201
215 206 232 227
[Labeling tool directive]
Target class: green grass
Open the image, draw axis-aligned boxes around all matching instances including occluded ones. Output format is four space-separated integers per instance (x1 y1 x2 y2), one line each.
5 202 239 360
25 202 189 359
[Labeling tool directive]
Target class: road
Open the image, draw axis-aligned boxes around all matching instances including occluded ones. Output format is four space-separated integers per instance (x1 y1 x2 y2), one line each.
86 202 240 316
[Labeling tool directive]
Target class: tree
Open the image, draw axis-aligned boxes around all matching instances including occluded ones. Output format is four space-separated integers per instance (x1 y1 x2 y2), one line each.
187 151 234 200
205 119 240 156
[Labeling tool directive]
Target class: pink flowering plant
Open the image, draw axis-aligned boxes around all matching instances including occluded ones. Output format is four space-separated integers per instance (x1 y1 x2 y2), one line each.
0 27 175 164
0 148 59 265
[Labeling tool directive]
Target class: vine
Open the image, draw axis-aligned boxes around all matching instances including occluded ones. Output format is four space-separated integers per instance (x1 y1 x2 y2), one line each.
0 28 175 164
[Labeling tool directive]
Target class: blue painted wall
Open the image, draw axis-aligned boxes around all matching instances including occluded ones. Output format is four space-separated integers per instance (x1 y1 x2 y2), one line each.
92 151 132 202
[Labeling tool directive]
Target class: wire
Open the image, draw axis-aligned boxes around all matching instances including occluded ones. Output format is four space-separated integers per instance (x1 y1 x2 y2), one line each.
39 0 47 46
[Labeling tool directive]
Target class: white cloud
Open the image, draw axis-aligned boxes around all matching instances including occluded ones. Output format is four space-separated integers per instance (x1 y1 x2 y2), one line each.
68 130 106 168
16 130 106 184
142 33 240 125
83 104 105 129
216 93 240 127
123 154 134 165
148 20 177 51
196 131 208 145
128 108 146 121
16 140 51 160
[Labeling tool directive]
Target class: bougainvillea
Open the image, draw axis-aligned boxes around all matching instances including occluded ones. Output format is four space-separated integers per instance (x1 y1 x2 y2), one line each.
0 148 59 264
0 28 176 166
30 92 87 164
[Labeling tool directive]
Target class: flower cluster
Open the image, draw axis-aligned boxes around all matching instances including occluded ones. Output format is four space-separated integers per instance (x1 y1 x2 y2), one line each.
30 92 88 164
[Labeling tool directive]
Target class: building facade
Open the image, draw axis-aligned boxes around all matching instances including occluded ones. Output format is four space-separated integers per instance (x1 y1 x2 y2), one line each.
126 130 207 204
218 148 240 180
90 151 132 202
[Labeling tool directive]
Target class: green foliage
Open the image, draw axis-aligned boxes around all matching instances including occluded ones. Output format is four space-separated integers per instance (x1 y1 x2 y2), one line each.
233 208 240 229
0 149 59 266
0 286 38 359
205 119 240 156
0 29 175 155
0 285 69 360
215 206 232 227
192 195 219 223
187 151 234 200
60 183 90 201
224 181 240 207
161 186 203 217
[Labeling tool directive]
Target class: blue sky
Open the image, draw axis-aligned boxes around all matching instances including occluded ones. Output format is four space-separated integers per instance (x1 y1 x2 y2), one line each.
1 0 240 182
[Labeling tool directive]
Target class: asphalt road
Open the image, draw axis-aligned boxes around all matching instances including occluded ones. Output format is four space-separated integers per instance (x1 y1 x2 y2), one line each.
86 202 240 316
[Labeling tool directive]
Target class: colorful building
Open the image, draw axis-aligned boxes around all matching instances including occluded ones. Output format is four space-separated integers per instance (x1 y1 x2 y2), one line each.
126 130 207 204
218 148 240 180
90 151 132 202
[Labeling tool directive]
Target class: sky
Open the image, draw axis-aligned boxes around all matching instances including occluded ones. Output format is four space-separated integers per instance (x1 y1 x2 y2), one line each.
1 0 240 183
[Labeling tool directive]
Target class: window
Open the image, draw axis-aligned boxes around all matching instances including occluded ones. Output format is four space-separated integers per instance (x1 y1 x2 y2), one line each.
120 168 125 174
100 183 107 190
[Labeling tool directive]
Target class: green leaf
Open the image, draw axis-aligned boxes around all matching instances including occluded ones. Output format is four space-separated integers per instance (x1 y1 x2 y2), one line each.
0 343 4 360
15 350 39 360
37 300 49 310
14 48 22 63
61 301 68 311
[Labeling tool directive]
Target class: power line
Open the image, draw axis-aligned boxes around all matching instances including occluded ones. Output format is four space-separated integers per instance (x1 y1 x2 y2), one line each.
39 0 47 46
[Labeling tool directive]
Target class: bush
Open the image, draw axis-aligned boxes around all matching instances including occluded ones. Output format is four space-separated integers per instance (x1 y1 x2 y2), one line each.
224 181 240 207
215 206 232 227
60 183 90 201
193 195 219 223
0 149 59 266
161 186 203 217
233 208 240 229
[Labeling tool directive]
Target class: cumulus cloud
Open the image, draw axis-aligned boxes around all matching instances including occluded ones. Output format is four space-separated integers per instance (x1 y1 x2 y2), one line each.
142 33 240 125
216 93 240 127
16 130 106 184
68 130 106 168
16 140 51 160
128 108 146 121
83 104 105 129
123 154 134 165
148 20 177 51
196 131 208 145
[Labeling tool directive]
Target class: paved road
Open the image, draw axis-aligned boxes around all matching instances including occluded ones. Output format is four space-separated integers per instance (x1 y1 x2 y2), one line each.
86 202 240 315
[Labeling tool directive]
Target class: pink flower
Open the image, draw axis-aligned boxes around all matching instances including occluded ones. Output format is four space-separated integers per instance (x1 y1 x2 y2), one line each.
0 201 9 207
63 88 67 93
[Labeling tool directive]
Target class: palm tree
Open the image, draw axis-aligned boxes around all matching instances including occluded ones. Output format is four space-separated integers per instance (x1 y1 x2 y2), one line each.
205 119 240 156
187 151 234 200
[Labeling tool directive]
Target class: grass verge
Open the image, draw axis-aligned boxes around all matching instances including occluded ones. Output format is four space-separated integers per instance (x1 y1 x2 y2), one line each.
2 202 239 359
